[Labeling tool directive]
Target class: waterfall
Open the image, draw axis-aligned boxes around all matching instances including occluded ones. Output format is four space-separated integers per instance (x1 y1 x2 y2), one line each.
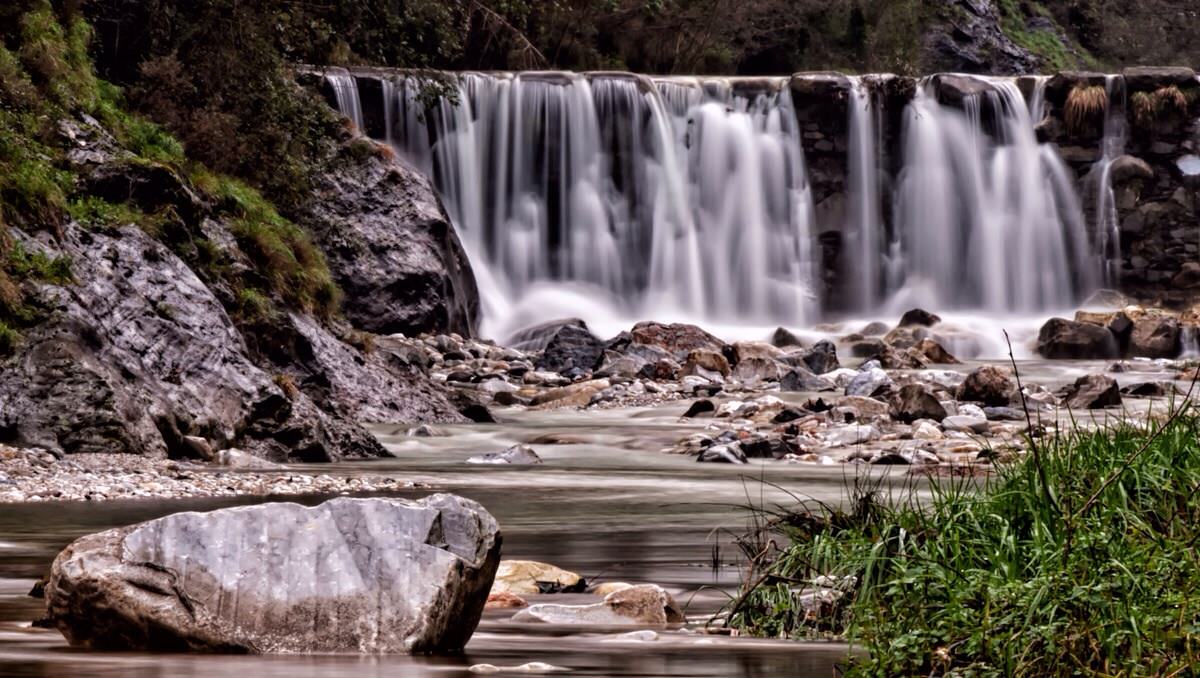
1089 75 1127 285
331 71 819 336
846 76 884 311
324 69 1104 338
890 76 1098 312
326 72 364 132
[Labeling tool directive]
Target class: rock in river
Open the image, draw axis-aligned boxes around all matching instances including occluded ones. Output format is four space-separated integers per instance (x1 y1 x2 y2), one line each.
512 584 685 626
45 495 501 653
467 445 543 465
491 560 586 595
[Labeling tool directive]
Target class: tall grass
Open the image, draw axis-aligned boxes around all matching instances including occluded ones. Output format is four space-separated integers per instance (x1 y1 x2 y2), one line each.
730 400 1200 674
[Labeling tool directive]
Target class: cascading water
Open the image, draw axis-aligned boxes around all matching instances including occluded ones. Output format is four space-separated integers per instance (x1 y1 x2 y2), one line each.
340 71 819 337
325 69 1107 347
890 76 1099 313
326 73 364 132
1088 75 1127 285
845 76 885 311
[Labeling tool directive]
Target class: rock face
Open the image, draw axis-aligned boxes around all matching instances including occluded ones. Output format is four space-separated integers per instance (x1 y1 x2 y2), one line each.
302 141 479 337
924 1 1041 75
45 495 501 653
0 226 391 461
1036 318 1120 360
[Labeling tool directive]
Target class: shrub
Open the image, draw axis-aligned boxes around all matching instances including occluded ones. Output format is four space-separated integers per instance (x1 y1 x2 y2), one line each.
0 320 19 357
731 402 1200 674
1064 84 1107 134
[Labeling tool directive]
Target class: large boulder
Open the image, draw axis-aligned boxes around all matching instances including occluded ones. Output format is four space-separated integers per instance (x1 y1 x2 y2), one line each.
535 323 606 375
629 322 724 361
302 139 479 337
898 308 941 327
45 495 501 653
1036 318 1120 360
1129 316 1181 359
957 366 1015 407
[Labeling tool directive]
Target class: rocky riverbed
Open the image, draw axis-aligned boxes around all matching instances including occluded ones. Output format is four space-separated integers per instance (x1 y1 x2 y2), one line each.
5 302 1196 505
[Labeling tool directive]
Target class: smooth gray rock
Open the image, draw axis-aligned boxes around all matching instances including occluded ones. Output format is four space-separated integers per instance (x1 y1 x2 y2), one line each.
46 495 501 653
844 366 893 398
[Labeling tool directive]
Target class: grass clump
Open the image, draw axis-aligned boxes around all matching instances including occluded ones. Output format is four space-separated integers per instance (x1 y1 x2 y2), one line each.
1064 84 1107 135
1130 85 1195 132
66 196 144 229
730 403 1200 674
200 173 339 318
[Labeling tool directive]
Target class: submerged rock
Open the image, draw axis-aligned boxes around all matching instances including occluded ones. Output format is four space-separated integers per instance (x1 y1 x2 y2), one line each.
467 445 543 465
512 584 684 626
697 443 748 464
45 495 501 653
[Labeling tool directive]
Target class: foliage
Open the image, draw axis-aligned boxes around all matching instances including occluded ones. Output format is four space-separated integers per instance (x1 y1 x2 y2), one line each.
199 172 339 318
1130 86 1194 132
0 320 19 357
1064 84 1107 135
731 403 1200 674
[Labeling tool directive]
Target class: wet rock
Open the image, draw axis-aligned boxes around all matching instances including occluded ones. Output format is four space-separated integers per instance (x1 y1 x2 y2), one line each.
485 592 528 609
680 350 731 380
1036 318 1120 360
535 323 607 374
303 143 478 336
913 338 960 364
956 366 1016 407
942 413 989 434
1062 374 1122 410
530 379 610 409
911 420 944 440
771 327 805 348
697 444 748 464
871 345 928 370
505 318 587 352
890 384 948 424
834 395 891 422
844 364 893 398
512 585 684 626
898 308 941 327
629 322 724 361
1109 155 1154 184
860 321 890 336
491 561 585 595
1121 381 1177 397
732 357 782 385
470 662 565 673
408 424 447 437
730 341 783 364
214 448 282 470
801 340 840 375
822 424 878 447
46 495 500 653
594 344 678 380
1129 316 1181 359
840 337 887 359
780 367 836 393
681 399 716 418
467 445 542 465
982 407 1026 421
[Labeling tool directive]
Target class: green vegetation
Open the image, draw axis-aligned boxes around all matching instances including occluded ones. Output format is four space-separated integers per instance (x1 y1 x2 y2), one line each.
731 401 1200 674
1130 86 1197 132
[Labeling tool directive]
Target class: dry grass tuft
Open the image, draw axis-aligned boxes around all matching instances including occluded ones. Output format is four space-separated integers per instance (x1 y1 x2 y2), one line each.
1065 84 1107 134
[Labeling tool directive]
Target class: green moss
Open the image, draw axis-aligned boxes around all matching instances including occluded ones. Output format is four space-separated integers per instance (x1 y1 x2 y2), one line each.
66 196 144 229
0 320 19 357
6 240 72 284
236 287 274 322
996 0 1094 71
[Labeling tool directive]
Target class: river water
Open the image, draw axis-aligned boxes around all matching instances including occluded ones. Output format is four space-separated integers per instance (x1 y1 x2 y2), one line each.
0 402 876 677
0 357 1181 676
